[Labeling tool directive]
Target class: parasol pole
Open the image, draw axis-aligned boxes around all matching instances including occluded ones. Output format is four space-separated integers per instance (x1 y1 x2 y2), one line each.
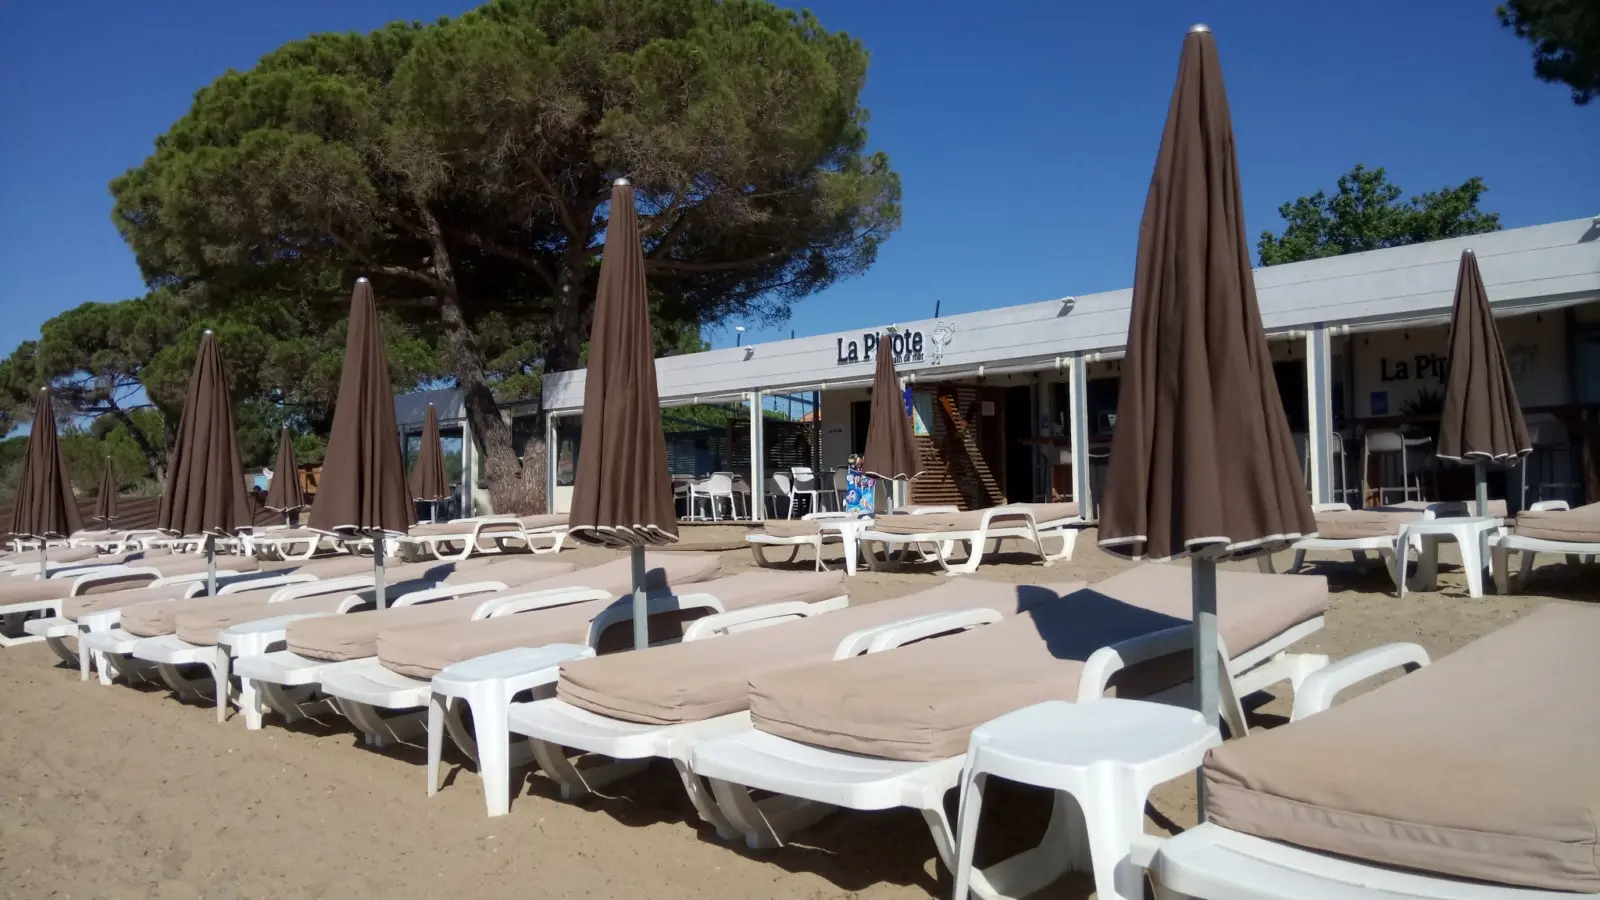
1192 554 1219 821
631 544 648 651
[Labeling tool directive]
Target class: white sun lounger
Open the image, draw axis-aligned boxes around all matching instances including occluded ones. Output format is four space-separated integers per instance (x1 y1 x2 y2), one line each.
504 578 1083 831
0 563 158 649
855 502 1084 575
1143 603 1599 899
349 570 851 817
9 551 262 658
1490 500 1600 593
231 554 710 735
686 566 1329 898
245 527 349 561
397 514 569 561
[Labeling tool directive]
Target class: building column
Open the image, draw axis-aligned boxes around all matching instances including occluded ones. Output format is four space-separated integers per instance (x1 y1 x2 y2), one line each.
1305 324 1335 506
545 413 558 515
1068 353 1094 519
748 391 765 521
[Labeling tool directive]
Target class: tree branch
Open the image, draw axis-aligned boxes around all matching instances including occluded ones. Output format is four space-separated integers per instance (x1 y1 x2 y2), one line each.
647 250 786 275
327 232 447 291
457 230 557 291
533 167 581 239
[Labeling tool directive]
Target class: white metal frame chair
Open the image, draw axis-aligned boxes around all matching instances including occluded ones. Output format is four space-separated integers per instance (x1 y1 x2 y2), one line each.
1363 429 1422 505
1522 414 1576 508
788 467 825 517
769 471 794 518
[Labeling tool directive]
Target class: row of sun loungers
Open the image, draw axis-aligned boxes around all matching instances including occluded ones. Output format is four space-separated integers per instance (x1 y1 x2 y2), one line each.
3 511 1595 897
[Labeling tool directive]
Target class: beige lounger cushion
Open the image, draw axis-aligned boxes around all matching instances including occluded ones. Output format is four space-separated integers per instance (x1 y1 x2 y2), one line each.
407 514 567 539
118 557 439 638
1514 502 1600 543
378 569 844 680
1011 501 1081 522
760 520 830 539
286 553 717 662
1312 506 1427 540
168 557 574 645
751 565 1327 761
33 546 109 565
1206 604 1600 893
871 505 1057 536
558 579 1085 726
8 552 253 609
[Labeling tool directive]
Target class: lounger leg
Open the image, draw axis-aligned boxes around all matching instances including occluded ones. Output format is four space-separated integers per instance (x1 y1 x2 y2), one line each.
1255 555 1276 575
958 791 1082 900
1074 772 1151 900
240 675 265 730
1520 550 1537 589
706 777 834 850
79 637 93 682
45 634 76 666
670 759 738 840
939 538 983 576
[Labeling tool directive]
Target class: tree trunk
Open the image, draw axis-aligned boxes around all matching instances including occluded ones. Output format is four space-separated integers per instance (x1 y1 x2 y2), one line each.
415 201 527 514
106 403 167 485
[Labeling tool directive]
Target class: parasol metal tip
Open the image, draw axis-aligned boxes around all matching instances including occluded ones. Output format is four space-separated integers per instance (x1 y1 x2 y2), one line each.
39 385 48 393
356 276 370 284
1464 248 1475 257
613 177 630 187
203 328 214 335
1189 23 1211 33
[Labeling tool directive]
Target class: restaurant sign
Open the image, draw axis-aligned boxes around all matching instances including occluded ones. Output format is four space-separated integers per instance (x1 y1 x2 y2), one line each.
835 322 956 367
835 329 927 366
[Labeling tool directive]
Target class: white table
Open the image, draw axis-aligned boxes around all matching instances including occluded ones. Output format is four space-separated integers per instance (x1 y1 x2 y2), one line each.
952 699 1220 900
1394 516 1501 599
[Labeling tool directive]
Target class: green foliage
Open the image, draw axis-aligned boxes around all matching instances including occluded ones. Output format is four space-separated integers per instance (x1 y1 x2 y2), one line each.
1499 0 1600 105
1257 165 1501 266
108 0 899 499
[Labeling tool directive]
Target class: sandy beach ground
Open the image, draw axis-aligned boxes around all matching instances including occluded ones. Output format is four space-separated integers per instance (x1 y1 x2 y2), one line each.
1 528 1588 899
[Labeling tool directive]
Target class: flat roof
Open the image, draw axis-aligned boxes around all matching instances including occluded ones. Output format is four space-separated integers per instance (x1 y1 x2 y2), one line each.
544 217 1600 412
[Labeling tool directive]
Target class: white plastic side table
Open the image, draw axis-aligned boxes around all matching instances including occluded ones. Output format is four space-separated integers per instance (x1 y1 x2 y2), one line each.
1394 516 1500 599
952 699 1220 900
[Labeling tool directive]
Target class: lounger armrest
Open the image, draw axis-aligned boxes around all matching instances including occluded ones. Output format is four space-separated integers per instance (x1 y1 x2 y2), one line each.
1311 502 1353 513
1077 624 1200 703
475 586 611 619
70 565 163 595
585 592 726 646
832 608 1004 660
217 572 319 595
1290 643 1429 721
391 580 505 608
891 506 959 515
801 511 856 522
681 601 822 641
1527 500 1570 513
267 574 377 603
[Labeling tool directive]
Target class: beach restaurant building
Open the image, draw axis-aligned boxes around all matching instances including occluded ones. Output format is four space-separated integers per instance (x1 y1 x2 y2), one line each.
541 216 1600 519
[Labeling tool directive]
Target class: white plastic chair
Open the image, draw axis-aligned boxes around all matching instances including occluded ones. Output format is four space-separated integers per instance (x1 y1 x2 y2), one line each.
768 472 794 518
689 473 738 521
831 466 850 510
788 467 824 518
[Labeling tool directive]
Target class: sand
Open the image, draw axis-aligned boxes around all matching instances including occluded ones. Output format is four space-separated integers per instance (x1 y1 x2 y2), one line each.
0 528 1587 899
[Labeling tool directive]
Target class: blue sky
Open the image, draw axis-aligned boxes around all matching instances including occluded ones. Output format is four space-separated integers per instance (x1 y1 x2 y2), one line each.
1 0 1594 358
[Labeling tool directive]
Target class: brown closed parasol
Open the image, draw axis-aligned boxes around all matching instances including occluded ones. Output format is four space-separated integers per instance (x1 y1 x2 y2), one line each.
264 427 305 525
1098 25 1315 815
567 178 678 649
410 402 451 521
9 386 83 576
309 279 416 606
93 456 119 528
1437 249 1531 516
858 335 923 503
157 330 253 594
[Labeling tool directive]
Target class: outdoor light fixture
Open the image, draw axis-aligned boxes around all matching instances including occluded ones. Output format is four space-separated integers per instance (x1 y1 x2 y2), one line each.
735 325 745 346
883 324 899 335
